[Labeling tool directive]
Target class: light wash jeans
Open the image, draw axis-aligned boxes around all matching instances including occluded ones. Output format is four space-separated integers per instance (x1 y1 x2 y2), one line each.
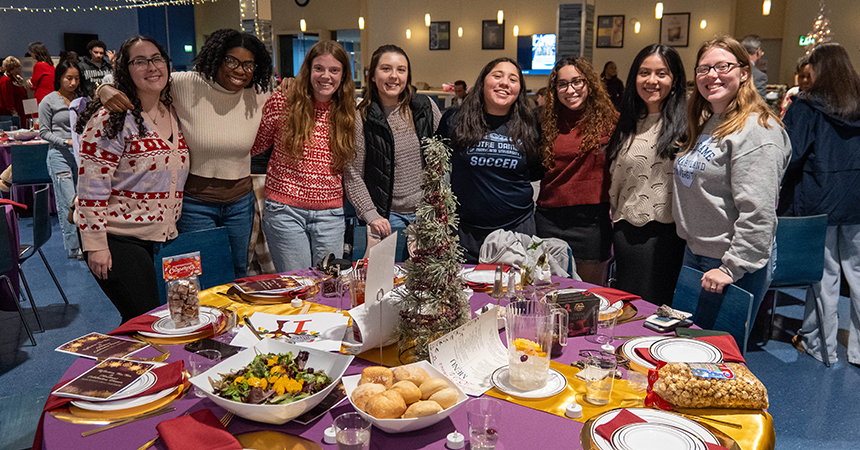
262 199 345 273
177 191 255 278
47 147 80 251
388 211 416 230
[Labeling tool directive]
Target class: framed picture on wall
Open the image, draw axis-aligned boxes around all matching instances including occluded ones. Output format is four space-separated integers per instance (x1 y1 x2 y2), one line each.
482 20 505 50
596 15 624 48
660 13 690 47
430 21 450 50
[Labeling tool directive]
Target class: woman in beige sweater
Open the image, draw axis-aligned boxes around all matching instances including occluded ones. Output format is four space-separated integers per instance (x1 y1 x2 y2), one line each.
96 29 272 278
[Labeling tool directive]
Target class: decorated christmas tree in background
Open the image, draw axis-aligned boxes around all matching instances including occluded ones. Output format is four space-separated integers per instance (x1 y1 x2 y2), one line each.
398 137 470 362
804 0 832 54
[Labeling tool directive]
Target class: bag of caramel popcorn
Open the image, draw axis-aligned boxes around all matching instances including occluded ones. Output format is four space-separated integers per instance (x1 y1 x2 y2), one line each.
162 251 202 328
651 362 768 409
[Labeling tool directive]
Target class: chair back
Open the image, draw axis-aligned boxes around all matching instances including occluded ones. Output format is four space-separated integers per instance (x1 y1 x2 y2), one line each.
771 215 828 287
153 227 236 304
672 266 755 352
32 186 52 249
11 143 52 185
0 121 12 131
352 226 409 262
0 211 17 274
10 116 20 128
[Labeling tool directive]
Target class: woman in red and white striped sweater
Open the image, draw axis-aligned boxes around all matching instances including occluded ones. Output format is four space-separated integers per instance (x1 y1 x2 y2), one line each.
250 40 355 272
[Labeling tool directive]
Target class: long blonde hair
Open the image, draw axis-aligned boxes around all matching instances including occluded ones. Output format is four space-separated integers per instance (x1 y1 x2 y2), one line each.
281 40 356 174
680 36 781 153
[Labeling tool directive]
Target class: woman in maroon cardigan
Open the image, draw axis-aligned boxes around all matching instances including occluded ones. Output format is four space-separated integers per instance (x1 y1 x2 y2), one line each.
536 56 618 285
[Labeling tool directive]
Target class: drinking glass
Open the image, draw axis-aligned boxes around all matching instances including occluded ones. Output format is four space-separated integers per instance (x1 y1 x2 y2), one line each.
467 398 501 450
585 307 619 344
334 412 371 450
583 352 616 405
189 349 221 398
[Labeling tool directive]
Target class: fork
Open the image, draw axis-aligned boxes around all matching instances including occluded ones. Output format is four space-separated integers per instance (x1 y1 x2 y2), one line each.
135 411 234 450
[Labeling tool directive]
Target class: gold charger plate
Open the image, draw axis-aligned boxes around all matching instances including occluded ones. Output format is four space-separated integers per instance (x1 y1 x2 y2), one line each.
226 284 320 305
234 431 323 450
51 382 187 424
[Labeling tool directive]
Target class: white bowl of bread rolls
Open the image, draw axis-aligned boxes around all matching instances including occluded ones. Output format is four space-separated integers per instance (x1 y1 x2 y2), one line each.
342 361 468 433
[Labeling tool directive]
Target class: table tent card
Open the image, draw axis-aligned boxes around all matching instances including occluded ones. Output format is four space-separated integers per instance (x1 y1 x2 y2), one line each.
230 312 349 352
55 332 148 360
52 358 157 401
365 231 396 308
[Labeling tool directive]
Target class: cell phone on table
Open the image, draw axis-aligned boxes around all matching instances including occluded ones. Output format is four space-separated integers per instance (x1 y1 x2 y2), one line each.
644 317 693 333
184 338 242 358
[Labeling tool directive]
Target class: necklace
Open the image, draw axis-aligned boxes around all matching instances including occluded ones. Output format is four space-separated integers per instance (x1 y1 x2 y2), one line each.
144 104 165 125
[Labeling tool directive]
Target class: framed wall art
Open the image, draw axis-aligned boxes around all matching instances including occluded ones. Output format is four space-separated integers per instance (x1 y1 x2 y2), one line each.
430 21 450 50
482 20 505 50
660 13 690 47
596 15 624 48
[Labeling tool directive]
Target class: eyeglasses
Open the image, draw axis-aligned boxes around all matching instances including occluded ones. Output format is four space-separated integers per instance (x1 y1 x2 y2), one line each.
128 56 168 70
224 55 256 73
556 78 586 92
694 62 745 76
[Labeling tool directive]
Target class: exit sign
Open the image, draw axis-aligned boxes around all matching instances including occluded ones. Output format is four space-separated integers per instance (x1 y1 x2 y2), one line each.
184 45 193 53
799 35 815 46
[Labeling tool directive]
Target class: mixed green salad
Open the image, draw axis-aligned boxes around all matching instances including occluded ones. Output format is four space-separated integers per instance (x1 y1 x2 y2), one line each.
209 350 332 405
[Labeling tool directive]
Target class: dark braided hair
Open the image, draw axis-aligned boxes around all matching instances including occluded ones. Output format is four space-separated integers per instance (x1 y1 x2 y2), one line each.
193 29 272 93
76 36 173 139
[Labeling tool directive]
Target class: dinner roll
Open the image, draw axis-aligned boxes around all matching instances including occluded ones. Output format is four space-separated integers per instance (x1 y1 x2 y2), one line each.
402 400 443 418
428 387 458 409
392 365 431 387
419 378 449 400
389 381 421 405
365 390 407 419
359 366 394 389
350 382 386 411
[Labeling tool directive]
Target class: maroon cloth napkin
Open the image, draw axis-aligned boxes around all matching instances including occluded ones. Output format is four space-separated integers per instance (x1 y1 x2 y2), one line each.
595 408 647 440
707 444 729 450
107 314 159 335
586 287 642 303
33 360 185 450
474 264 512 272
696 335 745 364
635 347 660 366
156 409 242 450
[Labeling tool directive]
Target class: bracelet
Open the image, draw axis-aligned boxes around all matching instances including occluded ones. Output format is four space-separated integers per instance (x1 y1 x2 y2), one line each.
94 82 113 99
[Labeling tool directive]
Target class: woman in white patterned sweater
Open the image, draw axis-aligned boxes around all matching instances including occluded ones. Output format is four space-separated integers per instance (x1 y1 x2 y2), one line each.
75 37 189 323
250 41 355 272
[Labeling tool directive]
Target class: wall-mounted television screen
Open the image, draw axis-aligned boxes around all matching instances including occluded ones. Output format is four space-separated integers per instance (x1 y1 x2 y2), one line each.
517 33 556 75
64 33 99 57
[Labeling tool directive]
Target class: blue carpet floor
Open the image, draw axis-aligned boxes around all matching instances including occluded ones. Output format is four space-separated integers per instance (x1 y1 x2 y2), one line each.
0 216 858 450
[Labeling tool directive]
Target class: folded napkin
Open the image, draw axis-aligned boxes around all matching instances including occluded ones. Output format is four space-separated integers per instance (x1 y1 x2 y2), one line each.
675 328 731 338
595 408 646 440
156 409 242 450
107 314 159 336
586 287 642 303
634 336 745 365
474 264 512 272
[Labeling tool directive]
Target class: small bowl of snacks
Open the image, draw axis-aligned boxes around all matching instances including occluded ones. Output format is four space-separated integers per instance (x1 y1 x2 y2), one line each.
342 361 468 433
189 339 353 424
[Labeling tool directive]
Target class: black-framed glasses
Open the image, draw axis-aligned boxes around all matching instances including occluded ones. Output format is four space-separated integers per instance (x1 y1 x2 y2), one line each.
556 78 586 92
128 56 167 70
694 62 745 76
224 55 256 73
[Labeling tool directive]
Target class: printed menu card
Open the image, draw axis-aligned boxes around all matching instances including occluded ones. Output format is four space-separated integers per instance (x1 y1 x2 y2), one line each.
52 358 157 401
55 332 148 360
428 310 508 396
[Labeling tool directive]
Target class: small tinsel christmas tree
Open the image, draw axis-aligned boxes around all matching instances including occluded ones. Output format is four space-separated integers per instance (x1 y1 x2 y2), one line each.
805 0 832 54
398 137 470 362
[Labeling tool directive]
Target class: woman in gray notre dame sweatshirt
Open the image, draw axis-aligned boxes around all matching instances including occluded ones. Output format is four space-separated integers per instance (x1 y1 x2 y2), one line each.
673 36 790 336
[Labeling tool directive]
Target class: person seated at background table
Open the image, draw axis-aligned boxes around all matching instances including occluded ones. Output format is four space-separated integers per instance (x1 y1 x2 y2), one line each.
674 36 790 327
0 57 31 121
607 44 689 305
453 79 467 107
437 57 542 263
250 40 355 272
95 29 273 278
75 36 188 323
345 44 441 241
778 55 813 119
39 55 84 260
536 56 617 286
778 43 860 366
600 61 624 111
27 42 54 104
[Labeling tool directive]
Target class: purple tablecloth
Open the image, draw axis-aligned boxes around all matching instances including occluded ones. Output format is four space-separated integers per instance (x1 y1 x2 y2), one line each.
39 274 663 449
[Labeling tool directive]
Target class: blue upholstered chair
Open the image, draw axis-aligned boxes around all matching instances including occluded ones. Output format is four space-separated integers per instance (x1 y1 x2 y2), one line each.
0 210 36 345
10 143 52 205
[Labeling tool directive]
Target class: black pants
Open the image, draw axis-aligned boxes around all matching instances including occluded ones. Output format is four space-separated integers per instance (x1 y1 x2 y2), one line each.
85 234 160 323
458 215 536 264
612 220 686 306
535 203 612 262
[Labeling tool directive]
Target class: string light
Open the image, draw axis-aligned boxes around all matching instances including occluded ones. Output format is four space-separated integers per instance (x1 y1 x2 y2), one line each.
0 0 219 13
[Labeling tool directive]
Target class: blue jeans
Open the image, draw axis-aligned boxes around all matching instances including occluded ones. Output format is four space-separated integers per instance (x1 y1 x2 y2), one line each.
388 211 415 230
262 199 345 273
177 191 255 278
682 246 773 329
47 147 80 251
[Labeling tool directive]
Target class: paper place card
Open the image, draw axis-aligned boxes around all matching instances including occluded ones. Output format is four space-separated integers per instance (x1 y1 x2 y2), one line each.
52 358 157 401
428 310 508 397
365 232 396 307
230 312 349 352
55 332 148 360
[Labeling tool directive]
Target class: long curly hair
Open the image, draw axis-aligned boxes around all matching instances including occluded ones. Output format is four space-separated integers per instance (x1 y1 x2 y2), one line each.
680 36 780 154
281 40 356 174
453 57 539 159
606 44 688 163
541 57 617 169
193 29 272 94
28 42 53 66
358 45 414 122
76 36 173 139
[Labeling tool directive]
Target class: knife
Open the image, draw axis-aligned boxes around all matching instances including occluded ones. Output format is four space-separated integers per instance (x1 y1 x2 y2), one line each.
243 315 264 341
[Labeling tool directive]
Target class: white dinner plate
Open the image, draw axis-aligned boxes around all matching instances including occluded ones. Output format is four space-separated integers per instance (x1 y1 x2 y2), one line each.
138 307 221 338
490 366 567 399
461 267 521 285
611 422 708 450
71 384 175 411
620 336 667 371
151 310 217 335
96 371 157 401
589 408 720 450
648 338 723 364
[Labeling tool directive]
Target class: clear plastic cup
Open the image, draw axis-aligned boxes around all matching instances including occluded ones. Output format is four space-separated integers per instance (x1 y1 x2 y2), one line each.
584 352 617 405
334 412 371 450
467 398 501 450
188 349 221 398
